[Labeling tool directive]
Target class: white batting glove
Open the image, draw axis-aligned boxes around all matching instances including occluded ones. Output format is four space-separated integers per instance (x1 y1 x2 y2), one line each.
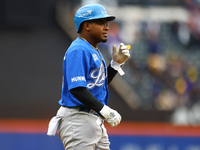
112 43 130 64
100 105 121 127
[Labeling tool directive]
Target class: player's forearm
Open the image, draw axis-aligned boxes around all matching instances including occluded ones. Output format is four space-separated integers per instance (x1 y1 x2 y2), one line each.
107 64 118 84
69 87 104 112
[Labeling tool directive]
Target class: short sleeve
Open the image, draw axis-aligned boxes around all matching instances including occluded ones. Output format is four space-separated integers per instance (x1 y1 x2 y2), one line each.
66 49 88 90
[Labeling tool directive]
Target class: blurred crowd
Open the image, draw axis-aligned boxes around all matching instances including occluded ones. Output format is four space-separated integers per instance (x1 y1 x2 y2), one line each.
99 0 200 125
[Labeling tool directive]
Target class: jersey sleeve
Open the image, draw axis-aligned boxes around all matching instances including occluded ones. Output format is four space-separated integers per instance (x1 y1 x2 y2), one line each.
66 49 88 90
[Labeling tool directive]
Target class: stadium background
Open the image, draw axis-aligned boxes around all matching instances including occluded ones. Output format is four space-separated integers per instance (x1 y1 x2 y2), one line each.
0 0 200 149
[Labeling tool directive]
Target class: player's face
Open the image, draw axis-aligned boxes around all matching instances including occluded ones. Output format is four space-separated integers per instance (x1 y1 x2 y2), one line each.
87 19 109 43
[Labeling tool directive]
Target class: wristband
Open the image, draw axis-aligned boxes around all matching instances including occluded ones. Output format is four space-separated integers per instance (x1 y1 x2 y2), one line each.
110 59 125 76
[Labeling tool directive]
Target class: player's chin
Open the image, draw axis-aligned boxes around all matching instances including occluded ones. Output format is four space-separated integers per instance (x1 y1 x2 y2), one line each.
101 37 107 43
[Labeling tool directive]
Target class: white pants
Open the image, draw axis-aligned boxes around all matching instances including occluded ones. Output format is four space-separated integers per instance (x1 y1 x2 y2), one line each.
58 106 110 150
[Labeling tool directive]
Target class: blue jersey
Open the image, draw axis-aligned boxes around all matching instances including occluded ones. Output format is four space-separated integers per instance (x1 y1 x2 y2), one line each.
58 37 109 107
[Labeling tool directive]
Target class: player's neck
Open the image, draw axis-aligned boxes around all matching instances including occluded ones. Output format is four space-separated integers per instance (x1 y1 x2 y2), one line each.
79 34 97 48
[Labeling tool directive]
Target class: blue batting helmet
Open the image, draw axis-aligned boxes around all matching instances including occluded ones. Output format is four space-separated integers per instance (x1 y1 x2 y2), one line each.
74 4 115 32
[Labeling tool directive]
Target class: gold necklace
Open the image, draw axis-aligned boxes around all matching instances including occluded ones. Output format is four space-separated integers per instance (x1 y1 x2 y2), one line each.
79 37 103 61
79 37 98 49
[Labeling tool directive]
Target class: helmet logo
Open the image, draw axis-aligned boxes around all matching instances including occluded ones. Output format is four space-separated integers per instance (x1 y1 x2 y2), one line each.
101 8 106 14
78 10 92 18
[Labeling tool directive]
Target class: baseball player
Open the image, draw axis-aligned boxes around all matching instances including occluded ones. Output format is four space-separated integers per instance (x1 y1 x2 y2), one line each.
47 4 130 150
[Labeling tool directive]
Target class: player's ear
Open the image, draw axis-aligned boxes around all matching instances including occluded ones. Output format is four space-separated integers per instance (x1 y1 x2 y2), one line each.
84 22 90 32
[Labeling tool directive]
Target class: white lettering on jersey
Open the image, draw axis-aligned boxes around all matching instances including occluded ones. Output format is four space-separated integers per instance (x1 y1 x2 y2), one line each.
87 63 105 89
92 54 98 61
71 76 86 82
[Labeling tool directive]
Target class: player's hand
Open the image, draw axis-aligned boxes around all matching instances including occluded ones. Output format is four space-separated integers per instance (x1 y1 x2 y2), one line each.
100 105 121 127
112 43 130 64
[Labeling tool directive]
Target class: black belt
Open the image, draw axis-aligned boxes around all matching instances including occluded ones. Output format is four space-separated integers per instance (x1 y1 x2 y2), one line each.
79 106 100 117
79 106 91 112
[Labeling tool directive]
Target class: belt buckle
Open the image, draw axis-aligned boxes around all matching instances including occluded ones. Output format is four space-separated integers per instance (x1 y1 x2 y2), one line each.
79 106 99 117
89 109 100 116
